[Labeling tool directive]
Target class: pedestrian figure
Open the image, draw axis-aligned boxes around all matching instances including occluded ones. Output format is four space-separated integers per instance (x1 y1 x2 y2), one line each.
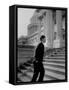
31 35 46 82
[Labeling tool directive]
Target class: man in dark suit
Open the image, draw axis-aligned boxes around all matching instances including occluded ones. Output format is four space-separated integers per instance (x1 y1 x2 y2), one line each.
31 35 46 82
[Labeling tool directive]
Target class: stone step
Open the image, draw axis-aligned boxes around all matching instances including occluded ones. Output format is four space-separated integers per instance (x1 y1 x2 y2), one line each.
46 56 65 59
43 59 65 62
18 57 32 61
53 49 65 51
50 54 65 57
46 53 65 56
44 65 65 75
53 52 65 55
44 60 65 64
43 63 65 69
43 62 65 68
53 53 65 55
18 54 34 57
18 52 34 55
18 48 34 52
44 70 65 80
43 74 57 81
18 56 33 58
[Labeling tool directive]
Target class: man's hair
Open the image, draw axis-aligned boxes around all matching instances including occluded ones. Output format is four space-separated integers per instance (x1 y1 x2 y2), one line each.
40 35 46 41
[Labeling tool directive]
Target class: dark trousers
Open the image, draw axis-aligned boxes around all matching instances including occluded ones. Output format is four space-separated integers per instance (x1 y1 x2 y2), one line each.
31 61 45 82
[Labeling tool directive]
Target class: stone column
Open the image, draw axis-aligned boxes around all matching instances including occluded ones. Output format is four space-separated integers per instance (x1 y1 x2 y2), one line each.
43 10 54 48
56 10 63 48
37 23 41 44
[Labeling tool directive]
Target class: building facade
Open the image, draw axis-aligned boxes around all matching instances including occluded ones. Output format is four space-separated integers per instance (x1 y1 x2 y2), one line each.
18 36 28 46
27 9 65 48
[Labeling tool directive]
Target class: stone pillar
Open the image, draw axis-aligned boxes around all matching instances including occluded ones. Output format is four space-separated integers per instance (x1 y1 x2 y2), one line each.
56 10 63 48
43 10 54 48
37 20 43 44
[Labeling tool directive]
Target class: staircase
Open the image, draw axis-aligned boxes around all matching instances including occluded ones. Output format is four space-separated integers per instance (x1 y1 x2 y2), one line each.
17 45 35 67
17 46 65 82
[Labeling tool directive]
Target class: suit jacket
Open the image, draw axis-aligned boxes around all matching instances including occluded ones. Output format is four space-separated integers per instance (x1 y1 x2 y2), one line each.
35 42 44 62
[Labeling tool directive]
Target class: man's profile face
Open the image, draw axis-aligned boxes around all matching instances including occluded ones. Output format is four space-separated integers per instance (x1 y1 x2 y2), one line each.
42 37 46 43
